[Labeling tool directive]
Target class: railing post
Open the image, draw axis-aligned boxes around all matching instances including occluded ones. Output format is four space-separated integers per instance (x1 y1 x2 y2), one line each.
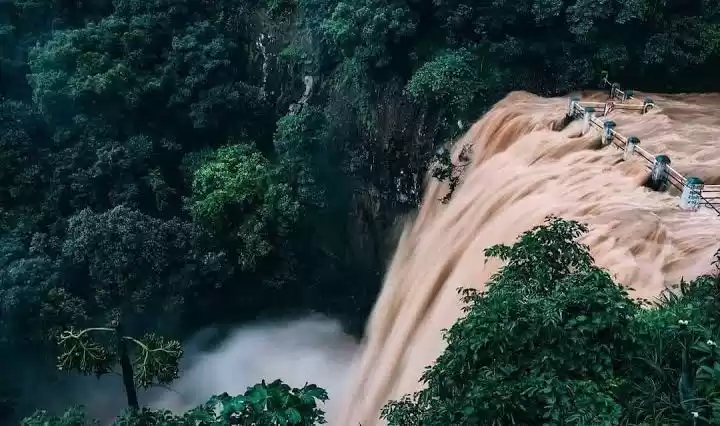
567 96 580 117
679 177 705 211
582 107 595 134
602 120 616 146
642 98 654 114
624 136 639 161
650 155 671 191
623 89 633 102
602 101 614 117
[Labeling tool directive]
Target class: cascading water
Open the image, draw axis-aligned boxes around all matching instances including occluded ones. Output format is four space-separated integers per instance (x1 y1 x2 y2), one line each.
334 90 720 426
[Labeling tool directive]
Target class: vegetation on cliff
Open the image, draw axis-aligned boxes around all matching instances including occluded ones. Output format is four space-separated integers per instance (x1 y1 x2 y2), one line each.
20 218 720 424
2 0 720 423
382 218 720 425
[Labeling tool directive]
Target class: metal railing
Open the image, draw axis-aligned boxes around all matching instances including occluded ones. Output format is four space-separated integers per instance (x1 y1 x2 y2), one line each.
566 75 720 215
703 186 720 215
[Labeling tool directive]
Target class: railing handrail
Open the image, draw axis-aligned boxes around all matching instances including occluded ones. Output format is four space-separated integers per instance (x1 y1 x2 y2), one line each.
567 83 719 215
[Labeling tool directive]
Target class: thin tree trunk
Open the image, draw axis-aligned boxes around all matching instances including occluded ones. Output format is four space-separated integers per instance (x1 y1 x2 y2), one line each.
115 323 139 410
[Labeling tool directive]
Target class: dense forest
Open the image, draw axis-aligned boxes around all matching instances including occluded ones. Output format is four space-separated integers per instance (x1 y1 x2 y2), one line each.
2 0 720 423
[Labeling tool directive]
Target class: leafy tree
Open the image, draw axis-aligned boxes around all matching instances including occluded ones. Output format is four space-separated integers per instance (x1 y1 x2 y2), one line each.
24 0 271 218
381 218 720 425
5 0 720 421
206 380 329 425
381 217 639 424
58 205 222 332
22 380 329 425
622 273 720 424
405 49 484 117
190 144 299 271
274 107 328 209
56 325 182 410
0 100 50 220
21 406 99 426
321 0 417 69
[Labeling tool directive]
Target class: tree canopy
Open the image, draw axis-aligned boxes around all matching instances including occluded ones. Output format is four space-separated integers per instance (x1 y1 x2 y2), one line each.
2 0 720 422
381 218 720 425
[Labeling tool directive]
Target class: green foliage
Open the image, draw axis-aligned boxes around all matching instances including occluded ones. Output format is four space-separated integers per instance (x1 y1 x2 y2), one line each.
21 406 99 426
23 380 328 425
274 107 328 208
56 326 183 390
380 218 720 425
26 0 266 135
0 101 49 213
381 217 637 424
3 0 720 421
59 205 219 328
321 0 417 67
109 407 206 426
190 144 300 270
266 0 297 17
208 380 329 425
0 233 64 343
405 50 481 112
18 0 272 222
620 275 720 424
430 144 472 204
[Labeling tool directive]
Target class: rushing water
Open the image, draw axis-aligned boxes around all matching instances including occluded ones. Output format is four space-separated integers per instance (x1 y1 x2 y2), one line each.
334 90 720 425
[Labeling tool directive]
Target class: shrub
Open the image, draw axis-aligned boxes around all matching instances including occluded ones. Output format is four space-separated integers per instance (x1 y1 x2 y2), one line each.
382 217 720 426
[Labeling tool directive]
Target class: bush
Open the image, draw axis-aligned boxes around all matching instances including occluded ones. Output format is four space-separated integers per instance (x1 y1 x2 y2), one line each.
23 219 720 425
382 217 720 426
22 380 328 425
